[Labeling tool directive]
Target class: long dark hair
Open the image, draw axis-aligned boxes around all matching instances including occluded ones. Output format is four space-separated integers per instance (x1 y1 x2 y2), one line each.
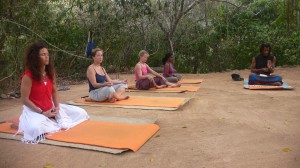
162 53 173 65
25 41 54 81
260 43 271 54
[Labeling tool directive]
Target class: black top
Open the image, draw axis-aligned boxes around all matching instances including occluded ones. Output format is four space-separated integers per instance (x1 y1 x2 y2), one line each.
88 67 106 92
255 54 274 69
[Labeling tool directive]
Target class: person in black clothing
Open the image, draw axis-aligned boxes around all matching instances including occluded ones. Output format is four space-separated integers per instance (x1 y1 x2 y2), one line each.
249 43 282 86
250 43 276 75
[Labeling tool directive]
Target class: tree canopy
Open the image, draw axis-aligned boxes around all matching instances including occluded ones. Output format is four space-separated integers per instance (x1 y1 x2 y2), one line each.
0 0 299 92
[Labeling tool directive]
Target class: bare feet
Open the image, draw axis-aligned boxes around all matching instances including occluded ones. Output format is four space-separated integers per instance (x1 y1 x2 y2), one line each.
116 96 130 101
169 83 181 88
85 97 95 102
155 85 167 89
107 98 116 103
128 85 136 89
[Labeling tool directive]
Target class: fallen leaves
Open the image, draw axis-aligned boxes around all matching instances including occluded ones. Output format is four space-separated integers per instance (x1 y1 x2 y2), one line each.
282 147 291 152
44 163 54 168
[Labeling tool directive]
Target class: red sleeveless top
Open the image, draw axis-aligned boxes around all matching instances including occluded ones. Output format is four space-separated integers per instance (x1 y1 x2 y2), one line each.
20 70 53 111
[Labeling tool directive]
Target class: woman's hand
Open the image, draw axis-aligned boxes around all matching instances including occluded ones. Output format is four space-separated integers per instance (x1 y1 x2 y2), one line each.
105 81 113 86
146 75 153 80
52 106 60 114
42 108 58 117
122 79 128 84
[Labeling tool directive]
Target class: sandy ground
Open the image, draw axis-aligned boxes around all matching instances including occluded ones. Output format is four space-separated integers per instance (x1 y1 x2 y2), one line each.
0 66 299 168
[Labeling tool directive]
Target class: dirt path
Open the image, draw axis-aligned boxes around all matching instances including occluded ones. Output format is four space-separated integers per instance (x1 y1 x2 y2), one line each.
0 66 299 168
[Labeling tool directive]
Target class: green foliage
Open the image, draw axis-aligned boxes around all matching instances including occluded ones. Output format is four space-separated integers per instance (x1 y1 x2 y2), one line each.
0 0 299 92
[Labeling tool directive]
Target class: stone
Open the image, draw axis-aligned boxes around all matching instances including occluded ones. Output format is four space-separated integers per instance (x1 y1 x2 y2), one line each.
1 94 8 99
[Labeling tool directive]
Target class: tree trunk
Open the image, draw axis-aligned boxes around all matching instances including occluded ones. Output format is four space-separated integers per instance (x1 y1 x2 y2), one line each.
166 33 174 53
193 52 200 74
204 0 208 27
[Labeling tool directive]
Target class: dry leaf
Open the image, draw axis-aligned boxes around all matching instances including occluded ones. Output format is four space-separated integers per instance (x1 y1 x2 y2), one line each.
282 147 291 152
44 163 54 168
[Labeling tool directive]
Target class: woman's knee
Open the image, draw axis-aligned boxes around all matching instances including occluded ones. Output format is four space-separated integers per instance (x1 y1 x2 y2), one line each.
25 120 45 136
106 86 116 97
167 77 178 83
136 79 151 90
154 77 163 85
114 84 128 90
173 78 179 83
176 74 182 81
117 87 125 92
63 104 88 116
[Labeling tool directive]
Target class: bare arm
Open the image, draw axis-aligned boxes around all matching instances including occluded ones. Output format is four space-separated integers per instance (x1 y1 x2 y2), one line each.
135 64 150 80
267 60 273 73
21 75 55 117
21 75 42 113
147 64 165 79
52 74 59 109
102 68 125 85
269 56 276 69
102 68 113 83
267 56 275 74
173 65 177 73
250 57 268 74
273 56 276 68
86 66 109 88
163 63 171 77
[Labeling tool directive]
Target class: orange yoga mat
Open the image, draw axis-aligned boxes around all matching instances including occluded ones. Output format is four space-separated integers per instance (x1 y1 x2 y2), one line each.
128 85 199 92
0 120 159 152
0 122 19 134
74 96 187 108
248 85 284 90
244 79 293 90
180 79 203 84
46 120 159 152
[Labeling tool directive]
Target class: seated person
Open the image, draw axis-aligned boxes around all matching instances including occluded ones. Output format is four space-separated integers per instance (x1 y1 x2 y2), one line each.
19 42 89 143
249 43 282 86
134 50 181 90
86 48 129 102
162 53 182 83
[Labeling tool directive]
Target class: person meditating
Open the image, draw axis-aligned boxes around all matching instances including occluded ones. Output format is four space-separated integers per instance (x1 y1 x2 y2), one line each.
18 42 89 143
86 48 129 102
162 53 182 83
249 43 282 86
134 50 181 90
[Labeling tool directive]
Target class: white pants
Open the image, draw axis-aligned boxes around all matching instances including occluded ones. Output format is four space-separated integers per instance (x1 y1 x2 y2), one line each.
18 104 89 143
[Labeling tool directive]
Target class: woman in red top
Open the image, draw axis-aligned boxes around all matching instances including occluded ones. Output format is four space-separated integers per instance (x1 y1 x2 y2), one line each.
18 42 89 143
